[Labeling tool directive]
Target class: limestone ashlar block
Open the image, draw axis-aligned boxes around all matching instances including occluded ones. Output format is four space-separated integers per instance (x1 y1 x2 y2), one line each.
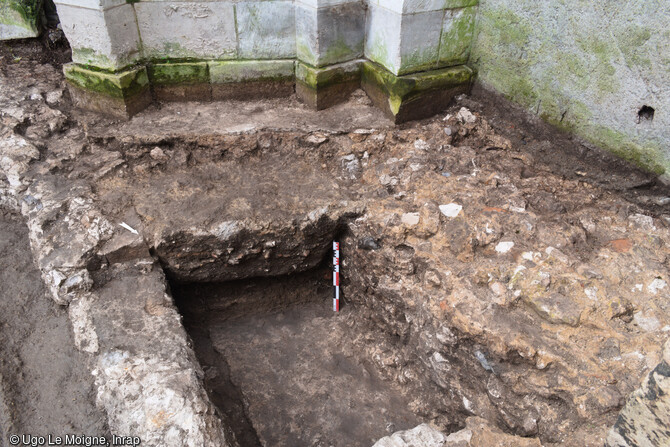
365 2 476 76
364 4 402 74
64 63 152 119
361 60 473 123
438 6 477 67
295 59 362 109
135 2 237 61
0 0 42 40
296 0 365 67
397 9 443 74
55 3 141 70
53 0 124 11
365 4 444 76
209 60 295 100
236 1 296 59
368 0 477 14
147 62 212 101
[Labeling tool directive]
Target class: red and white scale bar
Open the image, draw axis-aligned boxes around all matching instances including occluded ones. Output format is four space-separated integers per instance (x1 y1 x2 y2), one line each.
333 241 340 312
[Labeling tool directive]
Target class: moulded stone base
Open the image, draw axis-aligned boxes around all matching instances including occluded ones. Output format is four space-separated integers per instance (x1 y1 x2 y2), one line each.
212 81 295 101
295 59 362 110
67 84 152 120
209 60 295 100
361 61 473 123
64 63 152 119
147 62 212 102
295 80 359 110
152 84 213 102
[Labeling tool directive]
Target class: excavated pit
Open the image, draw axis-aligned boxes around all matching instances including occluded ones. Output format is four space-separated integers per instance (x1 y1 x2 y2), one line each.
171 263 422 447
3 40 670 447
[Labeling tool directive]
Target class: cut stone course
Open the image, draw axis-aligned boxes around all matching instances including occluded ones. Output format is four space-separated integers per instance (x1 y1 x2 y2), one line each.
51 0 477 117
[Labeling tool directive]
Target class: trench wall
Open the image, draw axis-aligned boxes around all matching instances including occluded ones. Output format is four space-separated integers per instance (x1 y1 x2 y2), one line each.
471 0 670 175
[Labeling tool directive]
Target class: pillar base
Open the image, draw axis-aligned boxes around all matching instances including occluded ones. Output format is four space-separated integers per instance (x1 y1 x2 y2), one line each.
209 60 295 101
64 64 152 120
361 61 474 123
148 62 212 102
295 60 362 110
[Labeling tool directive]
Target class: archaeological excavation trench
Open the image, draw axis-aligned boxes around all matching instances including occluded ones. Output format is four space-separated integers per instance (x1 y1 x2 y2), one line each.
2 35 670 446
127 125 624 447
171 265 421 447
165 229 504 447
21 102 667 447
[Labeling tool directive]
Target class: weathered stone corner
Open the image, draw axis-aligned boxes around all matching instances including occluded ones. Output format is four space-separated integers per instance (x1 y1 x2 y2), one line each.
64 63 152 120
295 59 362 110
361 61 474 123
0 0 42 40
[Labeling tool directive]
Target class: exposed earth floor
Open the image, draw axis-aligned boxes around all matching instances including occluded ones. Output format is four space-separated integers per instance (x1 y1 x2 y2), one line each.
1 39 669 447
174 269 421 447
0 207 108 440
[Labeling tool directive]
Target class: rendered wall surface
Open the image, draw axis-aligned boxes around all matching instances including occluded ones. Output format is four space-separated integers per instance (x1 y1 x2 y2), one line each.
471 0 670 174
0 0 42 39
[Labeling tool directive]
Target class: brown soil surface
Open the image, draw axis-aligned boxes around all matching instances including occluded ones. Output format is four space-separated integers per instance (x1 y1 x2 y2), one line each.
0 208 108 443
173 267 421 447
2 38 670 447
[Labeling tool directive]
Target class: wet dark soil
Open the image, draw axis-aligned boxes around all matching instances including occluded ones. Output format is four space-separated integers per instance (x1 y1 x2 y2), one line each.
0 33 71 71
468 84 669 216
173 268 421 447
0 208 107 443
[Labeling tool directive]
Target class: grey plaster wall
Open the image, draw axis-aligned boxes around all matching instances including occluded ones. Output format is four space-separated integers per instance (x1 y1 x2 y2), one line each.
471 0 670 174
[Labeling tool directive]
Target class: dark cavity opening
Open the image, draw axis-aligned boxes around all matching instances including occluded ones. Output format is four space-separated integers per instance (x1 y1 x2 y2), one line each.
171 261 421 447
637 105 655 123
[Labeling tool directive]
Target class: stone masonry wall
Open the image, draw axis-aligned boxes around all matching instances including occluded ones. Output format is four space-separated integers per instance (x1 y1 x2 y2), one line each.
53 0 478 75
471 0 670 175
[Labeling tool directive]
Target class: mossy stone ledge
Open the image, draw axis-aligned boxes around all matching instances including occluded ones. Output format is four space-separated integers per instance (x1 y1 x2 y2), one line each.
361 61 474 123
295 59 363 110
64 63 152 120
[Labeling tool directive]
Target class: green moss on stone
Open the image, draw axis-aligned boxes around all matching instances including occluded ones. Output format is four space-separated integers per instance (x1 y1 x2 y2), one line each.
439 6 477 67
296 39 317 66
209 60 294 84
398 45 440 75
64 63 149 99
0 0 41 34
362 60 473 114
587 126 667 175
148 62 210 86
295 61 361 90
616 25 653 70
574 36 620 96
71 47 115 70
472 3 669 174
366 33 394 73
444 0 478 8
321 36 362 66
